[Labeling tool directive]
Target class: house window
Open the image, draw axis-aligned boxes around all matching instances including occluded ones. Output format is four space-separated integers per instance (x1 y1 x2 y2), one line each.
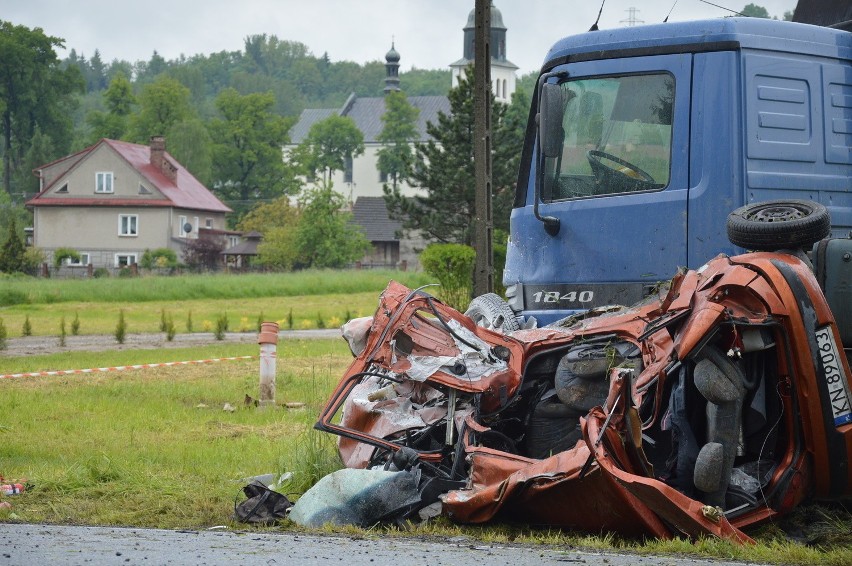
379 170 388 183
119 214 138 236
139 184 152 195
56 183 68 193
96 172 114 193
205 218 213 229
66 253 90 266
115 253 137 267
179 215 188 237
343 155 353 184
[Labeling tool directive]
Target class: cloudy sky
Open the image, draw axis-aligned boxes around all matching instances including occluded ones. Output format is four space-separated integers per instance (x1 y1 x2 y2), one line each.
3 0 798 75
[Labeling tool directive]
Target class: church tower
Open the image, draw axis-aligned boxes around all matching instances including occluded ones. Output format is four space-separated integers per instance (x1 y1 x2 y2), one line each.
384 41 401 94
449 2 518 102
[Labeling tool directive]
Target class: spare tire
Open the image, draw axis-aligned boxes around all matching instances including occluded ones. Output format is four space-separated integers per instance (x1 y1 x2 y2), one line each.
726 199 830 251
465 293 520 333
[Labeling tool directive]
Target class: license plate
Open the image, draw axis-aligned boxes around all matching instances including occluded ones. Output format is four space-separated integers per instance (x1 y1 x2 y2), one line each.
815 326 852 427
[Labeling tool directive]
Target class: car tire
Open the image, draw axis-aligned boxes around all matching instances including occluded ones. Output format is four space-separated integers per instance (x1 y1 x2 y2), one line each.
726 199 830 251
465 293 520 333
525 398 584 459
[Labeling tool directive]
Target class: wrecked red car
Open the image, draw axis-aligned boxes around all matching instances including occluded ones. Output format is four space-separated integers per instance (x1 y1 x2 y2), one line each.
316 243 852 543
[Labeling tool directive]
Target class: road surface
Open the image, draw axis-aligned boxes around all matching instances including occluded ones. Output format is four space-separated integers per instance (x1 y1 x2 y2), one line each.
0 524 767 566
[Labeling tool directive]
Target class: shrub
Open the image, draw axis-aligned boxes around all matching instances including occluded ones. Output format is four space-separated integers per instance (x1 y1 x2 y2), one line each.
141 248 178 270
71 312 80 335
316 312 325 329
0 288 28 307
419 243 476 310
22 247 46 275
115 310 127 344
53 247 81 270
214 314 227 340
286 309 294 330
159 308 168 332
257 312 264 332
117 267 135 278
93 267 110 278
165 316 176 341
182 235 225 271
186 311 193 333
22 315 32 337
0 317 6 350
59 316 67 347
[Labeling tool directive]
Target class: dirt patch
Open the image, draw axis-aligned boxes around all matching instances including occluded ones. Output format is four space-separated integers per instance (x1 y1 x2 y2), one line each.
0 329 342 358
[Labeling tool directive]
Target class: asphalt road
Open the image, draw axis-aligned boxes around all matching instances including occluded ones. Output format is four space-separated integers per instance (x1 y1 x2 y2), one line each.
0 524 767 566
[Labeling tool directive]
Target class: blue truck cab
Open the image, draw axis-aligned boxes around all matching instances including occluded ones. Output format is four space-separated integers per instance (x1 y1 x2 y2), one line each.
503 18 852 325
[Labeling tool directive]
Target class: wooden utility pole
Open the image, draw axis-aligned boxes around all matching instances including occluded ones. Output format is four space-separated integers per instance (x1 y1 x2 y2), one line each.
473 0 494 296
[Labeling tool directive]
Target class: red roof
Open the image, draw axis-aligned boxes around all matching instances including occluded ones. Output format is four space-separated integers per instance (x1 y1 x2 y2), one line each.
27 138 231 213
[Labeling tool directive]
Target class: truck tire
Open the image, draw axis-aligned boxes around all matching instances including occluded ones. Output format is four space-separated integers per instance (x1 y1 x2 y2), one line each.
726 199 830 251
464 293 520 333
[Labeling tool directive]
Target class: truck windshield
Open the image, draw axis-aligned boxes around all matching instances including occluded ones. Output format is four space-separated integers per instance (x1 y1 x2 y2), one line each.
543 73 674 201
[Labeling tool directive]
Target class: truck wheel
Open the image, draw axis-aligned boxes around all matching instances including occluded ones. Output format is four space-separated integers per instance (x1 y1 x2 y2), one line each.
465 293 520 333
726 199 830 251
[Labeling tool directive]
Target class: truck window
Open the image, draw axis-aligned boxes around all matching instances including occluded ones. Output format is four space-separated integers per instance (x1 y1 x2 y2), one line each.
543 73 674 201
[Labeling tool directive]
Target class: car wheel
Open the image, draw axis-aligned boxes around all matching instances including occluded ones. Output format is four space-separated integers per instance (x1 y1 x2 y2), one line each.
464 293 520 333
726 199 830 251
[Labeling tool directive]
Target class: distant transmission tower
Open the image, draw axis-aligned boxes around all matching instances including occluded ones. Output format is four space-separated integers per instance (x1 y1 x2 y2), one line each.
620 7 644 26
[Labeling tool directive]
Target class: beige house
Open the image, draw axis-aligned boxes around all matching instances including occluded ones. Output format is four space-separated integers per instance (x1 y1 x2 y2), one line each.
27 137 231 270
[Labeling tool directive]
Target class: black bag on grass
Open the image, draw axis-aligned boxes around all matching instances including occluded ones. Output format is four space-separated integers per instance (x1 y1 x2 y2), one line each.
234 480 292 525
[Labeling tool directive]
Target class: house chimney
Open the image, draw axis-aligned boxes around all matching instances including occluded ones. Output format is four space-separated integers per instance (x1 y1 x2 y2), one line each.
150 136 165 170
149 135 178 182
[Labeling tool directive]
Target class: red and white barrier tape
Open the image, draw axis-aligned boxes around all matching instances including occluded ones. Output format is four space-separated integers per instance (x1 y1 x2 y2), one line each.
1 356 254 380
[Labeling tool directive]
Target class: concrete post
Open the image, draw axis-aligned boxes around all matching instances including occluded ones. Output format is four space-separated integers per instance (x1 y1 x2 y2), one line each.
257 322 279 408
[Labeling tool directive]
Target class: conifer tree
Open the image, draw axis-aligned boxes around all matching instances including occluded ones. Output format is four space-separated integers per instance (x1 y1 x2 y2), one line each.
384 72 527 245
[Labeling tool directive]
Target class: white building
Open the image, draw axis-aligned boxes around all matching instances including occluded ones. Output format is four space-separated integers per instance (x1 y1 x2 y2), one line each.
449 2 518 103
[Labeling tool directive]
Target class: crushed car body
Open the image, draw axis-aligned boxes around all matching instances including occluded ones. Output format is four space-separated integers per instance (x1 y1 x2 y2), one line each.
314 250 852 543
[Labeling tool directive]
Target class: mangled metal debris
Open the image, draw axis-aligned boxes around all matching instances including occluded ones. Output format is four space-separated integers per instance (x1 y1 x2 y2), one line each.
312 249 852 543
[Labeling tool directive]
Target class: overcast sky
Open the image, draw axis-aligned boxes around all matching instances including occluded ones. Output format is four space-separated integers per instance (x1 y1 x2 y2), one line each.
2 0 798 76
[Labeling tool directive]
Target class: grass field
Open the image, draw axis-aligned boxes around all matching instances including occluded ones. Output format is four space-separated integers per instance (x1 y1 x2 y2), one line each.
0 269 433 338
0 341 348 527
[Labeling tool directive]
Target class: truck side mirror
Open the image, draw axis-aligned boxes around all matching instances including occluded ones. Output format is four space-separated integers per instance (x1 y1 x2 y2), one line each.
539 83 565 159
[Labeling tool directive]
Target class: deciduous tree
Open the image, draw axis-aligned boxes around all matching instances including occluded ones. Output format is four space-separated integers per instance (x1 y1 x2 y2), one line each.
376 90 420 190
293 115 364 186
741 3 771 18
0 21 84 197
86 72 135 142
129 75 194 143
209 88 297 217
295 186 370 269
238 196 302 270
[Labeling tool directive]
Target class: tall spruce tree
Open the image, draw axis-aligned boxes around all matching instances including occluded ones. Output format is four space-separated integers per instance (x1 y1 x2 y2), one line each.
384 72 527 245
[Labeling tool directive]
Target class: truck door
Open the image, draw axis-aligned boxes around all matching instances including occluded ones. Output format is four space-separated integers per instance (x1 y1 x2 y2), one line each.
505 54 692 323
